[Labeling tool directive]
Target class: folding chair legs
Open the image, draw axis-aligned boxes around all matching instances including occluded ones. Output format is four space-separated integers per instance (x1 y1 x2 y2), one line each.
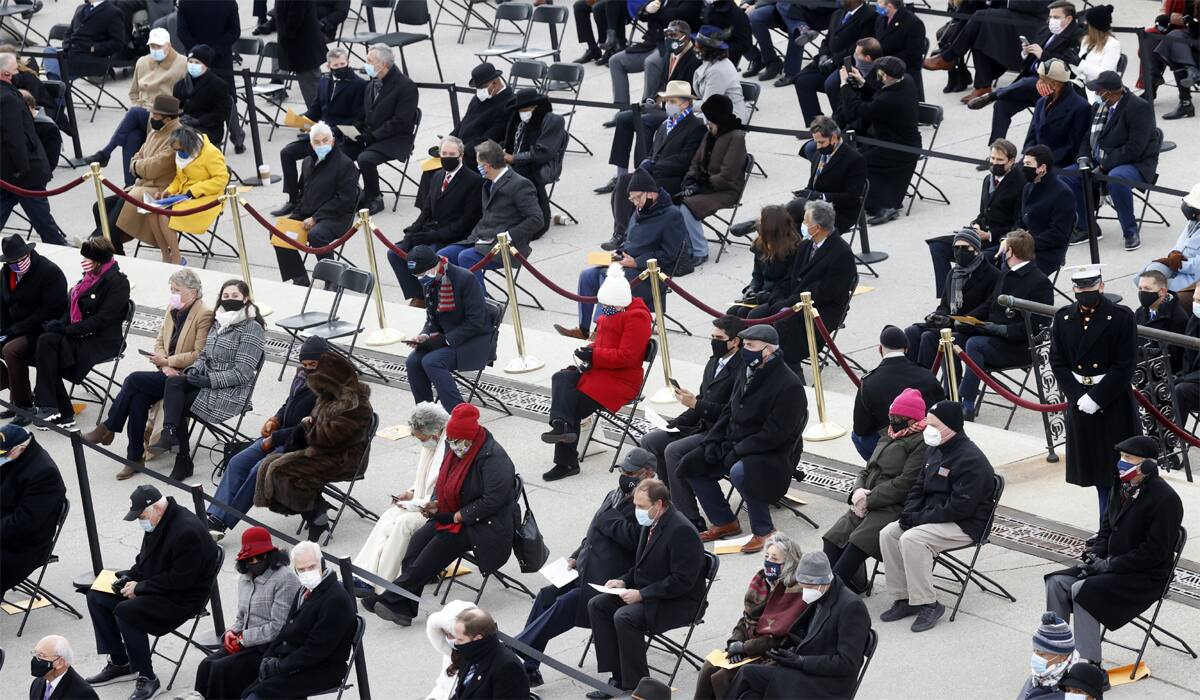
13 575 83 637
150 614 206 691
934 550 1016 622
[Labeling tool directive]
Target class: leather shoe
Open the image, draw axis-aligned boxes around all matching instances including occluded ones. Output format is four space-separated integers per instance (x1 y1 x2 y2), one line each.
1163 100 1195 120
967 91 996 110
84 423 114 445
866 208 899 226
540 419 578 444
740 532 773 554
585 679 619 699
742 58 764 78
600 235 624 251
573 47 601 64
541 463 581 482
270 199 295 217
554 324 589 340
960 87 991 104
923 55 955 71
366 197 385 216
594 177 617 194
758 62 782 82
699 520 743 542
408 297 426 308
115 461 142 480
83 150 110 167
772 73 796 88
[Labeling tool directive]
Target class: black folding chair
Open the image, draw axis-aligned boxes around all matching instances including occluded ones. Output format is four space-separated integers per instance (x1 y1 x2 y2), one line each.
1095 130 1171 234
704 154 756 264
543 61 591 158
741 82 767 178
47 24 133 122
474 2 534 63
380 107 423 211
931 474 1017 621
275 259 351 380
8 499 82 637
904 102 951 216
318 412 381 544
311 615 367 699
851 628 879 700
339 0 398 60
69 299 135 424
580 339 657 471
506 4 568 64
149 546 224 690
450 299 513 416
308 268 388 382
373 0 443 81
508 58 548 92
434 0 503 44
190 353 267 469
484 264 545 311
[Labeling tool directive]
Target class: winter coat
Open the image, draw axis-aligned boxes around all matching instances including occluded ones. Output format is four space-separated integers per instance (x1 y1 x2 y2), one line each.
1082 92 1162 185
61 0 125 61
903 433 996 543
577 298 653 411
303 72 367 134
231 564 302 648
252 572 355 696
824 432 925 559
452 87 515 170
358 68 420 161
0 438 65 592
504 104 567 186
727 572 807 657
441 430 516 575
645 111 707 196
117 117 184 244
799 142 867 236
852 356 943 437
700 0 754 65
1020 171 1075 274
623 188 688 275
0 252 68 342
421 263 494 371
129 49 187 110
617 505 706 632
1024 88 1091 169
682 128 747 219
0 81 51 189
425 600 478 700
971 1 1052 72
176 0 240 72
173 71 233 147
465 168 543 258
406 167 484 249
255 353 372 514
142 301 214 446
293 147 360 228
570 490 640 627
162 134 229 234
187 312 265 423
449 634 530 699
275 0 327 73
693 59 750 122
669 350 745 435
55 264 131 382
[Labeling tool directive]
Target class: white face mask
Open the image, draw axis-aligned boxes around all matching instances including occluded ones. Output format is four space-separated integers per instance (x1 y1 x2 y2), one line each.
138 518 155 533
297 569 323 590
801 587 825 604
1192 301 1200 319
1063 694 1086 700
150 48 167 62
476 88 491 102
923 425 943 447
518 110 533 123
175 154 194 169
1048 18 1065 35
419 437 440 451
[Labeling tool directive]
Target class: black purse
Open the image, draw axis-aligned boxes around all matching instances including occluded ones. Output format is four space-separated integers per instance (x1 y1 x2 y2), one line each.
512 482 549 573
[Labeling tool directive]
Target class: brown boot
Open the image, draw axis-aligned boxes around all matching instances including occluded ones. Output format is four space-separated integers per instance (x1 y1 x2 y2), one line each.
960 87 992 104
409 297 426 309
923 54 954 71
699 521 743 542
115 460 142 480
554 324 589 340
84 423 114 445
740 531 775 554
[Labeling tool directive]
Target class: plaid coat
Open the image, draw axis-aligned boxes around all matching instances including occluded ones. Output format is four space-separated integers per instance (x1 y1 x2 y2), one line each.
232 564 302 648
188 316 266 423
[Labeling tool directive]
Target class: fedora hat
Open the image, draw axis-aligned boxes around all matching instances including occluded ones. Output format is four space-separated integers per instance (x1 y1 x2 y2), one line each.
513 87 545 110
657 80 697 100
469 62 502 88
2 234 34 264
151 94 181 116
1037 58 1072 83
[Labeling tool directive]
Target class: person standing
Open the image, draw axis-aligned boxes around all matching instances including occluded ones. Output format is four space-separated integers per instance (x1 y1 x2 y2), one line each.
0 53 66 246
274 0 327 108
176 0 243 151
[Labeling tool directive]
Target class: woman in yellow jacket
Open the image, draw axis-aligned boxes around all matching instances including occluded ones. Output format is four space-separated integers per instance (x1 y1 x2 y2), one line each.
145 125 228 264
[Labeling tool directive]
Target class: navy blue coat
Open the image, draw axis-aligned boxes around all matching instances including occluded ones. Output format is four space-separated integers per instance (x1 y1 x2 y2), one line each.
421 263 493 370
569 491 640 627
1019 171 1075 274
1024 89 1091 169
1082 92 1161 184
303 73 366 135
621 189 688 304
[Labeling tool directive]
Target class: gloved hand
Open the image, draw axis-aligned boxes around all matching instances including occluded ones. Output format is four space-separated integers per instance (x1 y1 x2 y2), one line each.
258 657 280 680
574 346 594 364
898 513 915 531
818 56 834 73
43 319 66 335
637 158 655 170
703 441 723 466
1082 557 1111 577
1080 549 1101 565
418 335 448 353
766 648 805 669
1077 394 1100 415
679 184 698 198
726 641 746 664
432 511 455 525
186 371 212 388
406 230 432 246
722 448 740 469
980 322 1008 339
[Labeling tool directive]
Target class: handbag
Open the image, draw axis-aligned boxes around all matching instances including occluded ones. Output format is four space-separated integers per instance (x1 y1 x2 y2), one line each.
512 483 549 573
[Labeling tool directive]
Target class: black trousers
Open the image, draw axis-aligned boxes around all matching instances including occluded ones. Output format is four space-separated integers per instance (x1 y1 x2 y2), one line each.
0 190 68 246
573 0 625 48
87 590 155 678
161 374 200 474
195 645 266 700
279 137 312 199
514 584 582 671
549 368 604 467
274 217 353 283
822 538 869 594
1175 380 1198 417
104 370 167 461
377 519 470 618
33 332 83 415
587 593 695 691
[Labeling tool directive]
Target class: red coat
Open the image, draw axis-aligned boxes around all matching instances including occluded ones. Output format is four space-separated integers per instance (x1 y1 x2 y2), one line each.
578 298 653 411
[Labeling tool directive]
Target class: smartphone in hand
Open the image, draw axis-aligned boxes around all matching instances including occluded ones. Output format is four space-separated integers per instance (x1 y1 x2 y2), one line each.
137 349 153 356
1019 35 1029 47
843 56 854 71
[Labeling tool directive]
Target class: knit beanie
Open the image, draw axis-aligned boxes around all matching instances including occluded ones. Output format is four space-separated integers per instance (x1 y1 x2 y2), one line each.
628 168 657 194
596 263 632 308
188 44 215 68
953 227 983 251
879 325 906 351
298 336 329 362
1032 612 1076 656
889 388 926 422
445 403 481 440
1085 5 1113 33
928 400 964 433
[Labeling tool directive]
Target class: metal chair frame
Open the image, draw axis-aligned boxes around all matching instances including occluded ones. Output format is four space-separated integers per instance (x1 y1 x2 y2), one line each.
506 5 568 64
851 629 879 699
47 23 132 122
148 547 224 690
318 413 381 544
68 300 135 424
473 2 534 63
189 353 267 468
379 108 424 212
930 474 1017 621
450 299 514 416
904 102 951 216
311 615 367 699
308 268 388 382
704 153 757 264
275 259 352 380
9 499 83 637
371 0 444 81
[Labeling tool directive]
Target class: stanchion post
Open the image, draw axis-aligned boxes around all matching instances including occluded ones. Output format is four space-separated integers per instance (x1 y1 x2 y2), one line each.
359 209 404 346
88 163 111 243
337 556 372 700
224 185 272 317
800 292 846 440
187 483 226 636
447 84 462 129
71 431 105 578
844 130 887 267
1076 158 1102 265
940 328 960 403
239 68 280 187
498 232 544 373
644 259 676 404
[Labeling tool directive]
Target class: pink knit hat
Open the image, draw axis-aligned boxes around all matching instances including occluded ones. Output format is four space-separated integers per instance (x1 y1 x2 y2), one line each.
889 388 926 422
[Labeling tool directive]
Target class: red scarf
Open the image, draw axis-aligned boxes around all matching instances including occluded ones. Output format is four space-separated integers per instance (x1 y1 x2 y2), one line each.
887 418 927 441
754 584 809 638
433 258 457 313
69 259 116 323
433 426 486 533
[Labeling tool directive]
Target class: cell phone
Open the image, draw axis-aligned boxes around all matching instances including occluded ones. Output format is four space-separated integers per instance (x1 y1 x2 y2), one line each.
1019 35 1029 47
843 56 854 71
137 349 153 356
669 378 681 390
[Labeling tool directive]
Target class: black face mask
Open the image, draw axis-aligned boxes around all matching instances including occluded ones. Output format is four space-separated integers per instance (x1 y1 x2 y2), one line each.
440 155 460 172
1182 203 1200 221
150 118 166 131
30 657 53 678
990 163 1007 177
1075 290 1101 308
669 39 685 54
248 560 270 578
618 475 639 494
710 338 730 357
889 417 910 433
1137 290 1161 309
1022 165 1039 182
219 299 246 312
953 248 977 267
817 143 835 155
333 66 354 80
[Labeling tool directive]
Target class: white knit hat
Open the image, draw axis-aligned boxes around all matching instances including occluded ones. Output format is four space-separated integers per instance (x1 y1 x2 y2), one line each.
596 263 632 308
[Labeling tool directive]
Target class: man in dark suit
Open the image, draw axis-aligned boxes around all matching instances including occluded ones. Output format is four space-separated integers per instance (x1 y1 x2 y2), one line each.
1022 58 1090 170
0 56 66 246
449 608 530 699
1134 269 1190 370
586 479 706 697
786 116 867 236
454 63 515 170
402 245 493 412
46 0 126 80
1173 309 1200 417
514 449 650 688
1062 72 1161 252
790 0 876 125
1019 144 1075 275
0 424 66 595
30 635 98 700
873 0 928 99
851 325 944 460
388 137 484 302
346 44 419 215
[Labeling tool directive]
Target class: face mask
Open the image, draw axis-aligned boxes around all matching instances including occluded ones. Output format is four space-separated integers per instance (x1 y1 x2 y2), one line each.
763 560 782 582
476 88 491 102
1138 290 1161 309
418 437 440 451
332 66 353 80
138 518 155 533
364 62 378 78
635 507 654 526
953 247 977 267
477 164 487 177
923 425 942 447
1074 290 1101 308
1029 653 1050 676
313 144 333 161
248 560 270 578
889 416 910 433
30 657 53 678
149 117 166 131
874 3 887 15
168 292 184 309
150 48 167 62
440 155 460 172
1048 18 1065 35
1181 203 1200 221
618 475 639 494
599 304 622 317
449 440 471 458
740 346 764 369
81 259 96 274
14 256 31 274
854 58 873 75
518 110 533 123
1022 165 1039 182
186 62 204 78
711 338 730 357
1193 301 1200 319
665 102 682 118
297 569 323 590
669 39 684 53
817 142 836 156
1064 694 1087 700
219 298 246 312
990 162 1007 177
801 587 825 604
800 223 812 240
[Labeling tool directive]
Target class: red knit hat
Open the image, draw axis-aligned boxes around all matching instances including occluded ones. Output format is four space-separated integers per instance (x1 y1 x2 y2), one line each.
237 526 276 561
445 403 481 440
888 387 927 422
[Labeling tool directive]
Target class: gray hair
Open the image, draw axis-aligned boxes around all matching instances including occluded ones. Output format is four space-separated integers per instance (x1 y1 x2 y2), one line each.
409 402 450 435
439 135 465 156
368 43 394 68
169 125 203 157
474 139 505 169
326 46 348 62
309 121 334 142
808 116 841 138
39 635 73 666
805 199 836 233
168 268 202 298
292 540 323 569
765 532 804 586
0 52 16 72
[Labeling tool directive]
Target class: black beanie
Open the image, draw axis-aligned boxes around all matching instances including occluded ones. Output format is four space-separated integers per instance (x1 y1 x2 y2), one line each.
929 400 964 433
80 238 114 264
298 336 329 362
188 44 215 68
879 325 907 351
628 168 657 194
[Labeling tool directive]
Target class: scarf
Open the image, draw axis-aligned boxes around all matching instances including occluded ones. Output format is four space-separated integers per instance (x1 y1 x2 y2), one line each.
433 426 486 533
947 253 985 314
755 582 809 638
887 419 927 440
431 258 457 314
69 259 116 323
411 432 444 500
214 306 251 331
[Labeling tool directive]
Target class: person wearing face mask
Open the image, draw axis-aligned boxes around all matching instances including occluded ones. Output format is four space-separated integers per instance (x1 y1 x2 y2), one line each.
272 121 361 287
775 117 866 238
0 235 68 424
1143 183 1200 298
1132 270 1190 370
501 89 566 241
194 528 300 700
1057 661 1107 700
84 485 219 700
607 0 703 108
513 448 649 688
452 139 543 282
447 607 530 699
111 95 183 252
1018 144 1075 274
1049 265 1140 519
344 43 420 216
424 599 478 700
1172 291 1200 417
815 37 883 130
29 635 97 700
364 404 517 627
1022 58 1091 171
729 206 803 318
909 227 1003 367
0 423 66 596
678 93 747 265
878 401 995 633
1017 612 1079 700
242 541 356 699
170 45 232 147
0 52 67 247
41 0 125 82
743 0 830 86
851 327 943 460
1044 437 1183 685
84 269 212 479
586 479 705 698
786 1 876 124
142 124 228 265
725 552 872 699
693 533 807 699
870 1 928 100
439 63 515 173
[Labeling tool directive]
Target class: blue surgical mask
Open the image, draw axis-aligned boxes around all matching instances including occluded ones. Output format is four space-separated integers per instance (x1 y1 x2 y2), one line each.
313 144 332 161
150 48 167 62
800 223 812 240
740 346 764 369
634 507 653 527
874 3 887 15
1029 654 1049 676
763 560 782 581
364 62 378 78
138 518 155 533
186 62 204 78
477 164 487 177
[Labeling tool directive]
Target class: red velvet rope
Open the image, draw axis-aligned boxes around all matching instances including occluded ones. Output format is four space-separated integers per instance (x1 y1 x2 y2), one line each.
930 346 943 375
956 347 1068 412
370 227 496 273
659 277 797 325
1133 389 1200 449
813 315 863 388
102 179 224 217
241 200 359 255
511 250 599 303
0 176 86 197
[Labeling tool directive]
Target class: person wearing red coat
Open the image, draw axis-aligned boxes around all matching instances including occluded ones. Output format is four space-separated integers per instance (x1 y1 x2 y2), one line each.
542 264 652 482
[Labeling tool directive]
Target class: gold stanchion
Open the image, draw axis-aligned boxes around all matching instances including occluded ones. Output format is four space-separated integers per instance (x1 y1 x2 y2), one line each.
800 291 845 441
88 163 111 243
644 258 676 404
497 232 543 373
224 185 271 317
358 209 404 346
940 328 959 402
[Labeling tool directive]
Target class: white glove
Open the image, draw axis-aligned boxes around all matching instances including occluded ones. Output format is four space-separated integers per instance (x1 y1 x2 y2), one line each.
1078 394 1100 415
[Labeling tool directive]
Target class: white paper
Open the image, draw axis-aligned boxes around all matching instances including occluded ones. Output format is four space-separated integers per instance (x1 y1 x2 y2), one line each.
539 557 579 588
338 124 361 139
644 406 678 433
589 583 629 595
137 193 153 215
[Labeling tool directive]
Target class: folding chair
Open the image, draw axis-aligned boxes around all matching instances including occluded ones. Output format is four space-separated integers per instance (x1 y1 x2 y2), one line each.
434 0 501 44
149 546 224 690
318 413 381 544
851 629 879 700
724 434 818 528
249 42 295 131
380 108 423 211
705 153 756 264
435 474 538 604
69 300 135 424
339 0 398 60
47 24 133 122
543 61 591 158
484 265 545 311
740 81 768 178
8 499 82 637
508 58 548 92
450 299 513 416
931 474 1017 621
580 339 657 471
1095 130 1171 234
311 615 367 699
473 2 534 63
0 0 49 48
506 4 569 64
974 361 1036 429
189 353 267 467
374 0 444 81
844 180 883 278
275 259 351 380
309 268 389 382
904 102 951 216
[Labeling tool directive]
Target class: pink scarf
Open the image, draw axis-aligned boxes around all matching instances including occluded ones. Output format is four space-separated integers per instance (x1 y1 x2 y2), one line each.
887 419 927 441
69 260 116 323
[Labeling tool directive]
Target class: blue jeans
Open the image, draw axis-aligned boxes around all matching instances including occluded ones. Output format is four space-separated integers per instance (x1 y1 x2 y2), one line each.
1061 163 1144 241
679 205 709 258
405 346 462 411
207 438 274 530
102 107 149 186
688 460 774 536
850 431 880 462
437 243 498 292
957 334 1028 407
577 265 607 332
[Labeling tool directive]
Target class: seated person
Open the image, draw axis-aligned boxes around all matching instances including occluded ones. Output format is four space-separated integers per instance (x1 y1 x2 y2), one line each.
727 552 871 699
273 122 360 287
1142 2 1200 119
1017 612 1079 700
692 25 750 120
352 403 449 597
514 449 649 688
503 89 567 241
31 239 130 430
587 479 705 696
908 228 1003 367
171 45 231 147
925 139 1024 295
84 27 186 184
194 528 300 700
1072 6 1122 103
744 0 835 84
829 388 928 593
1134 269 1190 369
344 44 419 216
681 324 807 554
142 125 228 264
453 63 514 171
448 608 530 699
694 533 808 700
541 266 653 482
205 337 326 538
1045 436 1184 678
572 0 632 64
821 37 885 124
149 280 266 481
253 352 373 541
878 401 995 633
23 89 62 170
84 485 219 700
787 116 868 237
113 96 185 253
364 404 516 626
84 269 213 478
273 47 366 217
1019 145 1075 275
1022 58 1091 171
730 205 802 319
678 93 747 265
30 635 98 700
402 246 492 412
0 423 65 595
1176 300 1200 417
789 1 877 125
0 235 67 422
607 0 702 107
698 0 754 66
1144 183 1200 297
851 326 943 460
955 230 1054 420
556 172 687 340
44 0 126 81
241 541 356 699
387 137 483 303
425 600 477 699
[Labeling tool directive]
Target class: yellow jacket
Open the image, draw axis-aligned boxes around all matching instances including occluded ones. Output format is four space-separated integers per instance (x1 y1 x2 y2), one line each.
165 135 228 234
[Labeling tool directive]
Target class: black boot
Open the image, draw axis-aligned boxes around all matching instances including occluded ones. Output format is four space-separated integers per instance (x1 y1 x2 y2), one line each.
1163 99 1195 120
169 454 193 481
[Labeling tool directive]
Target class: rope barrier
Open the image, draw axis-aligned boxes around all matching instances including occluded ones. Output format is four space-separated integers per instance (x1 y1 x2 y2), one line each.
659 276 796 325
241 199 359 255
369 228 497 273
1133 389 1200 449
0 176 85 197
930 345 943 375
102 179 224 217
812 315 863 389
955 347 1068 412
512 250 598 303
